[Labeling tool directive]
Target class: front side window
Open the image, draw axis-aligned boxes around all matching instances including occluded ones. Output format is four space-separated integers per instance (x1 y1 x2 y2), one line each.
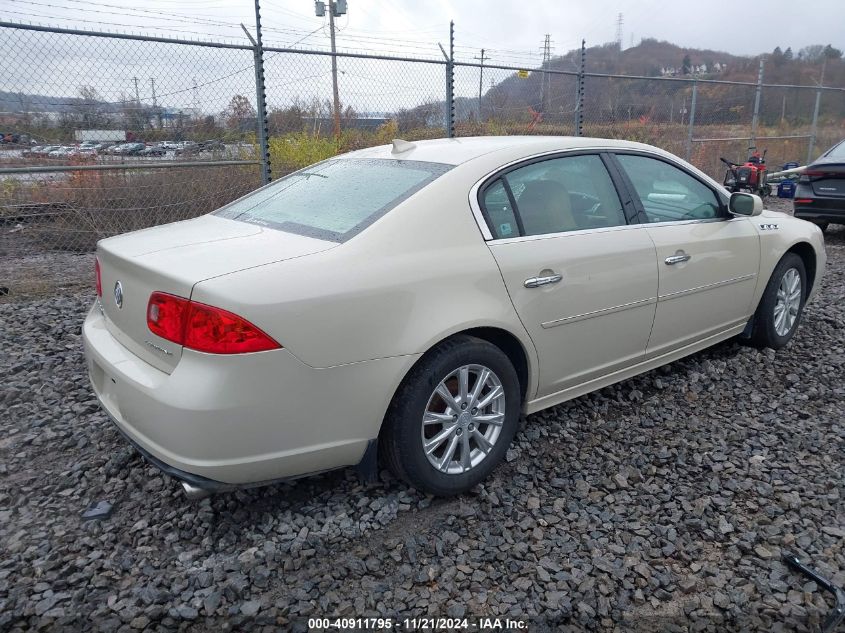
216 158 452 242
482 154 626 238
616 154 722 222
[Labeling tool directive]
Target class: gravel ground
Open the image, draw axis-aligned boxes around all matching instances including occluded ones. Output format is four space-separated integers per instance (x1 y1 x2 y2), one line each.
1 200 843 632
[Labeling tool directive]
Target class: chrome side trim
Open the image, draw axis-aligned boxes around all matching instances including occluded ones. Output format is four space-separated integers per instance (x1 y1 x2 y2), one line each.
657 273 757 303
487 222 646 246
541 296 657 329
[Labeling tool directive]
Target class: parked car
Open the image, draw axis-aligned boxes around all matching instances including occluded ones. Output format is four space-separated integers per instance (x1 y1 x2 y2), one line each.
793 139 845 232
31 145 60 157
139 144 166 157
111 142 145 156
84 136 826 499
200 139 225 152
159 141 182 150
22 145 43 157
68 147 98 159
174 141 200 156
48 146 74 158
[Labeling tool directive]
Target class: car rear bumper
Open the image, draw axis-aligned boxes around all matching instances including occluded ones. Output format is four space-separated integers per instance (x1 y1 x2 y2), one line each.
82 302 416 486
793 206 845 224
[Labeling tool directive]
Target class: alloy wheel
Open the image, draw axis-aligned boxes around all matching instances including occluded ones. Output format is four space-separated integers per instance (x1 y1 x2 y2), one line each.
774 267 802 337
420 364 506 475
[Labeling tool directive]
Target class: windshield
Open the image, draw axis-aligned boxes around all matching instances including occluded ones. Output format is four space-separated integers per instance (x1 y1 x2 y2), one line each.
215 158 452 242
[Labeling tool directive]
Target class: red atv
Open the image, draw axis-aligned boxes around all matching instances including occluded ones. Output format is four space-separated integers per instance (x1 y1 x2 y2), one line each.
721 149 771 197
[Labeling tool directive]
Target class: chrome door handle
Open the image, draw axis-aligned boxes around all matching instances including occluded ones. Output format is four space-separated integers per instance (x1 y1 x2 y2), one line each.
524 273 562 288
664 253 691 265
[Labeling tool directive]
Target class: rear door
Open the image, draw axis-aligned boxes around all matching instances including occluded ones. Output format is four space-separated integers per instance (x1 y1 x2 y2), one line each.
481 152 658 398
612 152 760 357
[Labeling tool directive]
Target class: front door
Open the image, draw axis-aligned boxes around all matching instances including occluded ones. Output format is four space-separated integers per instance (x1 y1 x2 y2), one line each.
612 153 760 356
481 153 658 398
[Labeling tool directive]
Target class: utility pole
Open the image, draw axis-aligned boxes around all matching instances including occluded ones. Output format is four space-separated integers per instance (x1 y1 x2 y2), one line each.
475 48 486 119
150 77 159 129
132 76 140 104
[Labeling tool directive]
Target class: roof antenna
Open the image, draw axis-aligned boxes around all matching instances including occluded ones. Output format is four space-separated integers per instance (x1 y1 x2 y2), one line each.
391 138 416 154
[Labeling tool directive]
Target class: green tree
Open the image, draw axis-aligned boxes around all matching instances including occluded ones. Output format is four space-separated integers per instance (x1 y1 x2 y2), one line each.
681 54 692 75
823 44 843 59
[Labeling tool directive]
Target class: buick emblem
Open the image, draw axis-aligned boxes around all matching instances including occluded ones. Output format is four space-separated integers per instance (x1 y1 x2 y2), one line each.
113 281 124 309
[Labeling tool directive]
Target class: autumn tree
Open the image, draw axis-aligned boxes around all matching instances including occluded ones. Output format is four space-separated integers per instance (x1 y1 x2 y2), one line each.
224 94 256 132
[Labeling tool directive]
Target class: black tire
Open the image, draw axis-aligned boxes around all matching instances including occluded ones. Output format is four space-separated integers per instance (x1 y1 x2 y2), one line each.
748 253 807 349
380 334 521 497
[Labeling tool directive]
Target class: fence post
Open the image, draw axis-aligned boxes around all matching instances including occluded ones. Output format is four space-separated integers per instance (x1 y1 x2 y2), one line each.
749 57 764 152
447 21 455 138
574 39 585 136
807 89 822 164
251 0 271 184
685 79 697 162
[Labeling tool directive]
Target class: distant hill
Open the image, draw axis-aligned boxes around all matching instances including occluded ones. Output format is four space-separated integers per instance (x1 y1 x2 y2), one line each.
474 39 844 128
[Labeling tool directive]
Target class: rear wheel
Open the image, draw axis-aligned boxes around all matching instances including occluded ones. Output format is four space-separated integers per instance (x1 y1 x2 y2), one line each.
380 335 521 496
748 253 806 349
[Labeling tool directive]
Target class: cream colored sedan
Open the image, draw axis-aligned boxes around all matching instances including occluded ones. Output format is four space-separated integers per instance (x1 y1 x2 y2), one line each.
83 136 826 498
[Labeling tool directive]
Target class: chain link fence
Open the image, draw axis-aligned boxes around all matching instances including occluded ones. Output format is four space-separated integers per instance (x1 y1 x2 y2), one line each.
2 20 844 301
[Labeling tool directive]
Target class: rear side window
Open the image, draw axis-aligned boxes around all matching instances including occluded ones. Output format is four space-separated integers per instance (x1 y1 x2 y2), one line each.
481 180 520 238
480 154 626 238
216 158 452 242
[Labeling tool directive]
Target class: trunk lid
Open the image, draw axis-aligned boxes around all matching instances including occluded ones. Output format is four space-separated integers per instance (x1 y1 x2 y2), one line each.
804 162 845 197
97 215 336 372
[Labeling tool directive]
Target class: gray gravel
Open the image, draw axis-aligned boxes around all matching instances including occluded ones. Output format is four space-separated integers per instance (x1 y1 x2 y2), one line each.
1 200 843 632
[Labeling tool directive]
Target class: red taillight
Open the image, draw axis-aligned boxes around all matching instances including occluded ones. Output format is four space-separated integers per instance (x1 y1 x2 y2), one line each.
95 258 102 297
794 199 814 204
146 292 280 354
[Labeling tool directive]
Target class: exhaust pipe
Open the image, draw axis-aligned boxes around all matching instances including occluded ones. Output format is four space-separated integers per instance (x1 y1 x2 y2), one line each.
181 481 213 501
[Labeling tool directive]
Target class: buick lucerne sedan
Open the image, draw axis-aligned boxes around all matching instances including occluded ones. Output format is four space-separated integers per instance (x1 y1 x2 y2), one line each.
83 136 826 498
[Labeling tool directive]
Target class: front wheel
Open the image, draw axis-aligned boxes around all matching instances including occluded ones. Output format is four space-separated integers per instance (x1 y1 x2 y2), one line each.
380 335 521 496
748 253 807 349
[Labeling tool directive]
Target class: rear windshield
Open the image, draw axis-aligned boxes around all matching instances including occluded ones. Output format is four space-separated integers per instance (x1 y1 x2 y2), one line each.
215 158 452 242
824 141 845 160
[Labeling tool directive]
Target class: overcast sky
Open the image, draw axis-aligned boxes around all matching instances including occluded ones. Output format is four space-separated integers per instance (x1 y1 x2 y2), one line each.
1 0 842 116
3 0 844 61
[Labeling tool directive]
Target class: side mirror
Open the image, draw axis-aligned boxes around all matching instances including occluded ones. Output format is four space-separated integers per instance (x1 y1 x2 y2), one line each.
729 192 763 217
